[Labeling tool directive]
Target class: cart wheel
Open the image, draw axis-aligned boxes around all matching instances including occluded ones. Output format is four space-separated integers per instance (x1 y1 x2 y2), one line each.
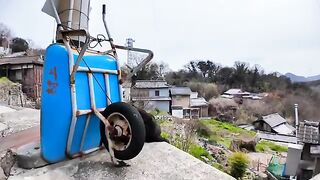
100 102 146 160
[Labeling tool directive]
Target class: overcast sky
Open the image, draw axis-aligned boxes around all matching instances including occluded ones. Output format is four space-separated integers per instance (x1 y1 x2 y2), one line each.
1 0 320 76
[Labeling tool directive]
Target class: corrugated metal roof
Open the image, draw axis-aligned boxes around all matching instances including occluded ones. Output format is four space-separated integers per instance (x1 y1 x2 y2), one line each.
170 87 192 95
190 97 209 107
133 80 170 89
261 113 287 128
0 56 43 66
273 124 295 135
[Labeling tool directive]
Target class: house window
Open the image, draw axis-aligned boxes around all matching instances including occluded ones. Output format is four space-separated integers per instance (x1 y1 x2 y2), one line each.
155 90 160 96
15 70 22 80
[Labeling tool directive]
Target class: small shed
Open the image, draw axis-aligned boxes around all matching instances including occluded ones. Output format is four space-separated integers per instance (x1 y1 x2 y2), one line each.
0 55 43 100
190 97 209 117
253 113 295 135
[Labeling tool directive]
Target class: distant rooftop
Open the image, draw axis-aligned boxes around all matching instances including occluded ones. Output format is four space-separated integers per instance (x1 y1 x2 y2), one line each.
133 80 170 89
261 113 287 128
0 55 43 66
224 89 250 95
190 97 209 107
170 87 192 95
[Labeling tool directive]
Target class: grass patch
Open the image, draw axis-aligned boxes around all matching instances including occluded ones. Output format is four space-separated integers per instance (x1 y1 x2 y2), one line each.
201 119 256 137
161 131 171 140
0 77 14 84
149 109 168 116
188 144 213 162
198 119 256 148
213 162 225 172
256 140 288 152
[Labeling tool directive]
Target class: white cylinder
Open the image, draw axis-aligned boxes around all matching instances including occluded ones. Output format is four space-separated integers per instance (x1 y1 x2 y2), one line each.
56 0 91 46
294 104 299 141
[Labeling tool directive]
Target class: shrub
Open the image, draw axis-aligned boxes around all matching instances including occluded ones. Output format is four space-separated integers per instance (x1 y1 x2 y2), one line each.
228 152 249 179
187 82 219 100
188 144 212 161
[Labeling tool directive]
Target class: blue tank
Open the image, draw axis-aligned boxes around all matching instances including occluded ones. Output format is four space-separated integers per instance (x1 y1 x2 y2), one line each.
41 44 121 163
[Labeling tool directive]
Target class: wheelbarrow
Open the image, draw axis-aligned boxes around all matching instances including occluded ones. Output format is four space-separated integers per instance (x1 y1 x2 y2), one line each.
40 3 153 165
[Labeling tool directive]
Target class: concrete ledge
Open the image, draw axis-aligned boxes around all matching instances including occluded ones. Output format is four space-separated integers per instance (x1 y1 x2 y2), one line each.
9 142 235 180
16 142 49 169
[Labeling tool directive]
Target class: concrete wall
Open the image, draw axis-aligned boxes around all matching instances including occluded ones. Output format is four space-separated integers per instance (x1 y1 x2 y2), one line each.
131 89 149 98
6 64 43 100
172 95 190 108
172 109 183 118
149 88 169 97
146 101 170 112
200 106 208 117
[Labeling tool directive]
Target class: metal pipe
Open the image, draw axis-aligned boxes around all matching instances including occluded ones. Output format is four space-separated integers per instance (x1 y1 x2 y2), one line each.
77 67 118 74
104 74 111 105
49 0 62 30
80 114 91 152
62 36 79 157
114 45 154 79
76 108 105 116
93 108 117 164
295 104 299 143
67 0 75 28
102 4 112 42
88 73 96 109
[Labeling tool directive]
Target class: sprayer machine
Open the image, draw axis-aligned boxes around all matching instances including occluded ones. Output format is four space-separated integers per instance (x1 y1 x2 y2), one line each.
40 0 153 165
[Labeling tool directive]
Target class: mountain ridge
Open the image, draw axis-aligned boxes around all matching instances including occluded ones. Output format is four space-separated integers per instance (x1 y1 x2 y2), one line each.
285 73 320 82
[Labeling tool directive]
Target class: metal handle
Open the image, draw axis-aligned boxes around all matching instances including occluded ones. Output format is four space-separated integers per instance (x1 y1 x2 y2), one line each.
114 45 154 79
102 4 106 15
61 29 91 83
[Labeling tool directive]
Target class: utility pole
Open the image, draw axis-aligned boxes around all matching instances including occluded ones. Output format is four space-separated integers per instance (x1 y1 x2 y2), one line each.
126 38 135 68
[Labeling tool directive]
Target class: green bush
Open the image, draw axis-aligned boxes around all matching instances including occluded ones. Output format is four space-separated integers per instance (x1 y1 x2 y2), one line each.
228 152 249 179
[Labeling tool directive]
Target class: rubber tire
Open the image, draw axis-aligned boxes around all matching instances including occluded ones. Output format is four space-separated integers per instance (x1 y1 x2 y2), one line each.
100 102 146 160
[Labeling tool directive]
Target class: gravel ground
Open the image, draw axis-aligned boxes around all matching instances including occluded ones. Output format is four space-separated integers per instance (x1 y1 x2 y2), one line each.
0 106 39 137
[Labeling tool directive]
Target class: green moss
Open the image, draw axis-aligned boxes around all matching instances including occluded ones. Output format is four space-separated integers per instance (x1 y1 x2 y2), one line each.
256 140 288 153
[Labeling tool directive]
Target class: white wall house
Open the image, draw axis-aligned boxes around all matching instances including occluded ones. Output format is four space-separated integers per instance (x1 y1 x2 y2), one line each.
131 80 171 112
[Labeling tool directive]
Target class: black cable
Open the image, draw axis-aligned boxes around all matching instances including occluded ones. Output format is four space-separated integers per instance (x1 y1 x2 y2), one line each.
89 34 110 48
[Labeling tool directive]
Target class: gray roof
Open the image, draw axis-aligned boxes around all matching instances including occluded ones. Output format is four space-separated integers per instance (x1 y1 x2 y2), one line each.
260 113 287 128
133 80 170 89
273 123 295 135
190 97 209 107
224 89 250 95
170 87 192 95
0 56 43 66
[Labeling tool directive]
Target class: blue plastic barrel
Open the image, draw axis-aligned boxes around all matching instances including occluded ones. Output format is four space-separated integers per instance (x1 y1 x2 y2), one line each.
41 44 121 163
